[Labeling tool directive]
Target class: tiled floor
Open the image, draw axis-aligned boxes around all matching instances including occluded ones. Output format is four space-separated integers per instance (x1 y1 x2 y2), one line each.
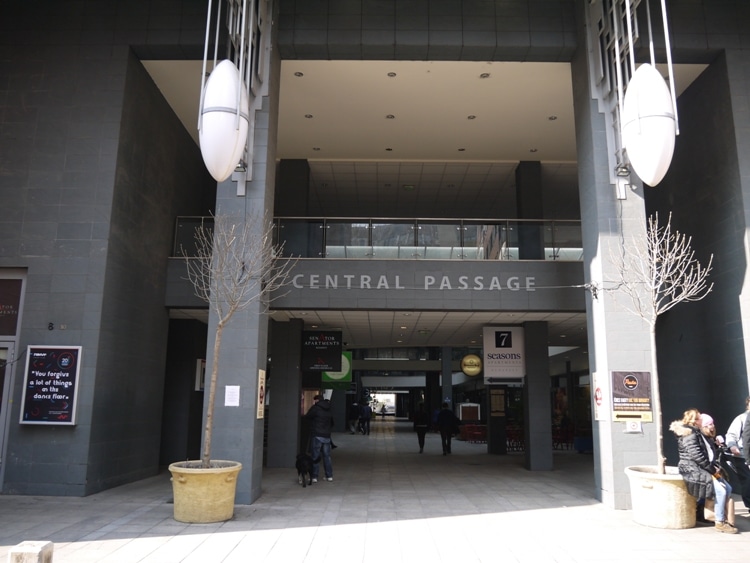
1 418 748 562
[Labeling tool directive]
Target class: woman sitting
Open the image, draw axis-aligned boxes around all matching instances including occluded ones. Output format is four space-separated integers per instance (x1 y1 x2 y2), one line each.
670 408 737 534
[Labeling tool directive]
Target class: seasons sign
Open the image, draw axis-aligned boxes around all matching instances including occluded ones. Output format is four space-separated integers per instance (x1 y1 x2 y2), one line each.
20 346 81 425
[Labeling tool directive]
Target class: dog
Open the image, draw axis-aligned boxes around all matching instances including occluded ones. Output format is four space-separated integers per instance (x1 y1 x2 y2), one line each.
295 453 320 487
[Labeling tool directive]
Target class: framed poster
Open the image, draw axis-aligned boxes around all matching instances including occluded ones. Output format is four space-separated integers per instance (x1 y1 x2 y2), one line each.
611 370 653 422
20 345 81 425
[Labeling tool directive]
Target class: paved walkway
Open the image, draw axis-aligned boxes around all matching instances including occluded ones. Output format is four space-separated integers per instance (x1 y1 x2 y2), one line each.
1 418 748 562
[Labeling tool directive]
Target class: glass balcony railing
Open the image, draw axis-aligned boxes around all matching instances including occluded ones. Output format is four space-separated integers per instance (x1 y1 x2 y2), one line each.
173 217 583 261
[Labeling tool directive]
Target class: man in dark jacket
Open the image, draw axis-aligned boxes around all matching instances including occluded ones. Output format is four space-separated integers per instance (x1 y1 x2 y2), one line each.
437 402 461 455
304 395 334 482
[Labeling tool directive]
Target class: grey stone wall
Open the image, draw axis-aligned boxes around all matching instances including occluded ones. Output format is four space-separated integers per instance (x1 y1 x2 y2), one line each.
0 0 213 495
645 52 750 457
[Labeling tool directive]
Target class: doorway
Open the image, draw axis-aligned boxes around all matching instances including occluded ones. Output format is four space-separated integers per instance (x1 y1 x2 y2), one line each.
0 342 16 486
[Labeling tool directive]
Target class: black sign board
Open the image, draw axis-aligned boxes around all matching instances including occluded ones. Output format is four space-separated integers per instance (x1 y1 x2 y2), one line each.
20 346 81 425
0 278 23 336
301 331 342 372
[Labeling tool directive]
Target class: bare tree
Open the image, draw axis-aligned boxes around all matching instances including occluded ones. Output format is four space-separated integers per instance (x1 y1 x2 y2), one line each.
183 214 296 468
610 212 713 473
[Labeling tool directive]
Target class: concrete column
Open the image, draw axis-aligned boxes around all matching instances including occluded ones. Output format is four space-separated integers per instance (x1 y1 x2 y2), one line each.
441 347 453 406
205 24 282 503
516 161 544 260
572 2 654 509
523 321 553 471
266 319 303 468
275 159 310 216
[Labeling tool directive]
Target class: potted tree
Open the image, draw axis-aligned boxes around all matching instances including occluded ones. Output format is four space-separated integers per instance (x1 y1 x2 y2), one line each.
609 212 713 528
169 214 295 523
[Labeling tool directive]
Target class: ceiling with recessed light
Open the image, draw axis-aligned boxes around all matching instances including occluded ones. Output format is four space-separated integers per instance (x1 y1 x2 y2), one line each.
146 58 704 358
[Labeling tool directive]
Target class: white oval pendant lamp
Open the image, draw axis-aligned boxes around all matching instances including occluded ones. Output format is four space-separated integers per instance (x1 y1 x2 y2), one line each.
621 63 676 187
199 60 249 182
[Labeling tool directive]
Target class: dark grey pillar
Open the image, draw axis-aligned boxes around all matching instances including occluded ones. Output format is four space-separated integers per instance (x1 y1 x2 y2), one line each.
516 161 544 260
266 319 303 468
487 386 507 455
441 347 453 407
523 321 553 470
275 159 310 216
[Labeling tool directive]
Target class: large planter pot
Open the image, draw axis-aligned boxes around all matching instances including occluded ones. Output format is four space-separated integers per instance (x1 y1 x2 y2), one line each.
169 460 242 523
624 465 696 529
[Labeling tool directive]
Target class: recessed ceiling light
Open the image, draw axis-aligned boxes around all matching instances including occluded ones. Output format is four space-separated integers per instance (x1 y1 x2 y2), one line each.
458 148 466 152
400 326 407 329
294 72 304 77
560 334 567 338
388 72 397 77
386 114 395 119
480 73 490 78
467 115 476 119
385 148 393 151
548 115 558 121
529 148 538 152
313 147 321 151
304 114 313 119
403 184 414 191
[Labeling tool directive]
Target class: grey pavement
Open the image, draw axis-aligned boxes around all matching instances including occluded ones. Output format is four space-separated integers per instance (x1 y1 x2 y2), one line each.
1 418 748 562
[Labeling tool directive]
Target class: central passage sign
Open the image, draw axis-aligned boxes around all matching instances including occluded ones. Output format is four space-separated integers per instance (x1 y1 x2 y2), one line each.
301 331 342 372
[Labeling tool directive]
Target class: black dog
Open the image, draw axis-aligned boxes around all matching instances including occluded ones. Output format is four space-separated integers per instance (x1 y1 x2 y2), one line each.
295 453 320 487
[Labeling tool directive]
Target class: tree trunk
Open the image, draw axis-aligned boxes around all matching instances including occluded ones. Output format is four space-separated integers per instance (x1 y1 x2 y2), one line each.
650 323 665 474
202 321 223 468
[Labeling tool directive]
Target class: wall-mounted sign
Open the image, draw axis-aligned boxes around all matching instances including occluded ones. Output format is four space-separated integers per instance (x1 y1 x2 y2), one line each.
483 327 525 381
20 345 81 425
460 354 482 376
257 369 266 419
301 331 342 371
611 370 653 422
0 278 23 336
322 351 352 389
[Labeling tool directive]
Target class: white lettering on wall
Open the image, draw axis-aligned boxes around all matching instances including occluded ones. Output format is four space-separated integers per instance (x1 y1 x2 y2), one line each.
292 273 538 292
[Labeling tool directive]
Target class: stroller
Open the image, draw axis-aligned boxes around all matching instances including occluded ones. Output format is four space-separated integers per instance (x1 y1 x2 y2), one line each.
717 442 750 512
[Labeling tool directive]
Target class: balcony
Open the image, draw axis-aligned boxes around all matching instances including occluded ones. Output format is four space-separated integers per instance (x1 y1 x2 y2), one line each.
173 217 583 262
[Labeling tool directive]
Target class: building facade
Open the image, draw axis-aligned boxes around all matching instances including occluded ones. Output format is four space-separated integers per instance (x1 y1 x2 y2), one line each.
1 0 749 510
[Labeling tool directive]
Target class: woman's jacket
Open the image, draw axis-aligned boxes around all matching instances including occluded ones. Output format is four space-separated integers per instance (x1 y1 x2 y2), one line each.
669 420 715 500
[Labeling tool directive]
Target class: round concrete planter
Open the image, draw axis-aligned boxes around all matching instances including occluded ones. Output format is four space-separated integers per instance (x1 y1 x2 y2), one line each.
624 465 696 529
169 460 242 523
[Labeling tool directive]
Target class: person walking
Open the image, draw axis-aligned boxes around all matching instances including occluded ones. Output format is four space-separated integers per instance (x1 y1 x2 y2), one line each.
670 408 737 533
304 394 334 482
359 401 372 435
413 403 430 453
725 397 750 511
348 401 360 434
437 402 461 455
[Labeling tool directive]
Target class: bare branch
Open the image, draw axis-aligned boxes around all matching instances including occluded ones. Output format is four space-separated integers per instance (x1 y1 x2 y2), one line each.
181 213 297 467
609 212 713 326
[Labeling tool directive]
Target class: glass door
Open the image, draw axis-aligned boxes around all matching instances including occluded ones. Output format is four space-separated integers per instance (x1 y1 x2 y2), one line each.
0 342 15 481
